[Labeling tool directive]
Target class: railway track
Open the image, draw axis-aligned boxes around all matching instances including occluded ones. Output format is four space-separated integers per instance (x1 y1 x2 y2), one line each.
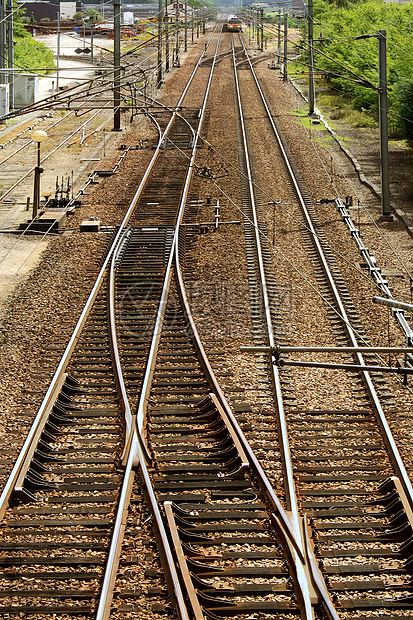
0 24 337 620
0 25 216 618
2 18 413 620
232 30 413 617
0 22 294 620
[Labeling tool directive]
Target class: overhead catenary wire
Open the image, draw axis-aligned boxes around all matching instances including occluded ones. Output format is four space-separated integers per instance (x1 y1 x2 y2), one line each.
0 18 203 291
2 20 403 346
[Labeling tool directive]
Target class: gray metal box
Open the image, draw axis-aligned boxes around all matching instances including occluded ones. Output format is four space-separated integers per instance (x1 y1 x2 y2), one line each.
13 74 39 109
0 83 9 117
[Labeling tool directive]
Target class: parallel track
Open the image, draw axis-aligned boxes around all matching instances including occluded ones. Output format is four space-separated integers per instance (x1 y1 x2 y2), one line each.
234 31 413 618
2 21 413 620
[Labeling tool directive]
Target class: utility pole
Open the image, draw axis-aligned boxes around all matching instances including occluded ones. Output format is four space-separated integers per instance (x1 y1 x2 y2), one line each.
90 14 94 63
164 0 169 72
308 0 315 115
56 10 60 94
191 5 194 43
174 0 179 66
256 9 259 48
257 9 260 46
378 30 392 220
113 0 121 131
6 0 13 108
0 0 6 86
283 12 288 81
277 11 281 63
157 0 162 86
184 0 187 52
202 9 205 35
260 8 264 52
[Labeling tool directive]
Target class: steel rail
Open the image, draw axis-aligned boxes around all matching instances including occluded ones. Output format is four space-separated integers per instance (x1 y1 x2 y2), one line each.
107 111 163 461
0 116 46 149
0 65 177 520
96 432 191 620
337 198 413 348
68 111 162 217
0 103 111 205
96 26 222 620
135 24 219 442
0 112 74 166
175 231 306 566
231 36 315 620
239 34 413 510
108 229 135 454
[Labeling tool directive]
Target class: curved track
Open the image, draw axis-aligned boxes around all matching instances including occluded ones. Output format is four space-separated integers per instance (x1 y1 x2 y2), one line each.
2 19 413 620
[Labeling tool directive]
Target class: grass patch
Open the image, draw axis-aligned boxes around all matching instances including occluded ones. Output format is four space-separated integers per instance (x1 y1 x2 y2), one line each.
316 91 378 129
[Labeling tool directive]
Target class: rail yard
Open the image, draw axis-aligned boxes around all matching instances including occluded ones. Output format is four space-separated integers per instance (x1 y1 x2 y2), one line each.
1 14 413 620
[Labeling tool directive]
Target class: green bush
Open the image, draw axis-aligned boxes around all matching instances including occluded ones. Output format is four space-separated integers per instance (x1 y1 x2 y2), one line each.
303 0 413 138
14 36 55 73
395 81 413 141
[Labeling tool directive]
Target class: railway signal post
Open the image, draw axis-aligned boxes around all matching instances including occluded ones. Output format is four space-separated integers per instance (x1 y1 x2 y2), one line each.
31 129 47 220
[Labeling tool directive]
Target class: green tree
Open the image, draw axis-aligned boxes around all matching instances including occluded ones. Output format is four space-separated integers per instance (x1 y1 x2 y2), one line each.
14 36 55 73
395 81 413 141
306 0 413 136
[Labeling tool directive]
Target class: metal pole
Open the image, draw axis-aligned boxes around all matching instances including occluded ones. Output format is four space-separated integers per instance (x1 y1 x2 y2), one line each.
90 15 94 63
378 30 391 220
241 345 413 354
303 9 306 43
175 0 179 66
373 296 413 312
283 12 287 82
6 0 12 108
56 10 60 94
184 0 187 52
0 0 6 86
113 0 122 131
191 5 194 43
277 10 281 64
261 8 264 52
157 0 162 87
308 0 315 115
202 9 205 35
165 0 169 72
278 359 413 375
32 143 41 219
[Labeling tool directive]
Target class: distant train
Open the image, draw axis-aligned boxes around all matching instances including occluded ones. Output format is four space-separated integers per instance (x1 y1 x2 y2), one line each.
223 14 243 32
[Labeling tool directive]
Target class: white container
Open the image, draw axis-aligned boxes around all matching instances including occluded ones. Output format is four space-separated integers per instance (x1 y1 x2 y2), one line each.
0 83 10 117
13 74 39 109
123 11 134 24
